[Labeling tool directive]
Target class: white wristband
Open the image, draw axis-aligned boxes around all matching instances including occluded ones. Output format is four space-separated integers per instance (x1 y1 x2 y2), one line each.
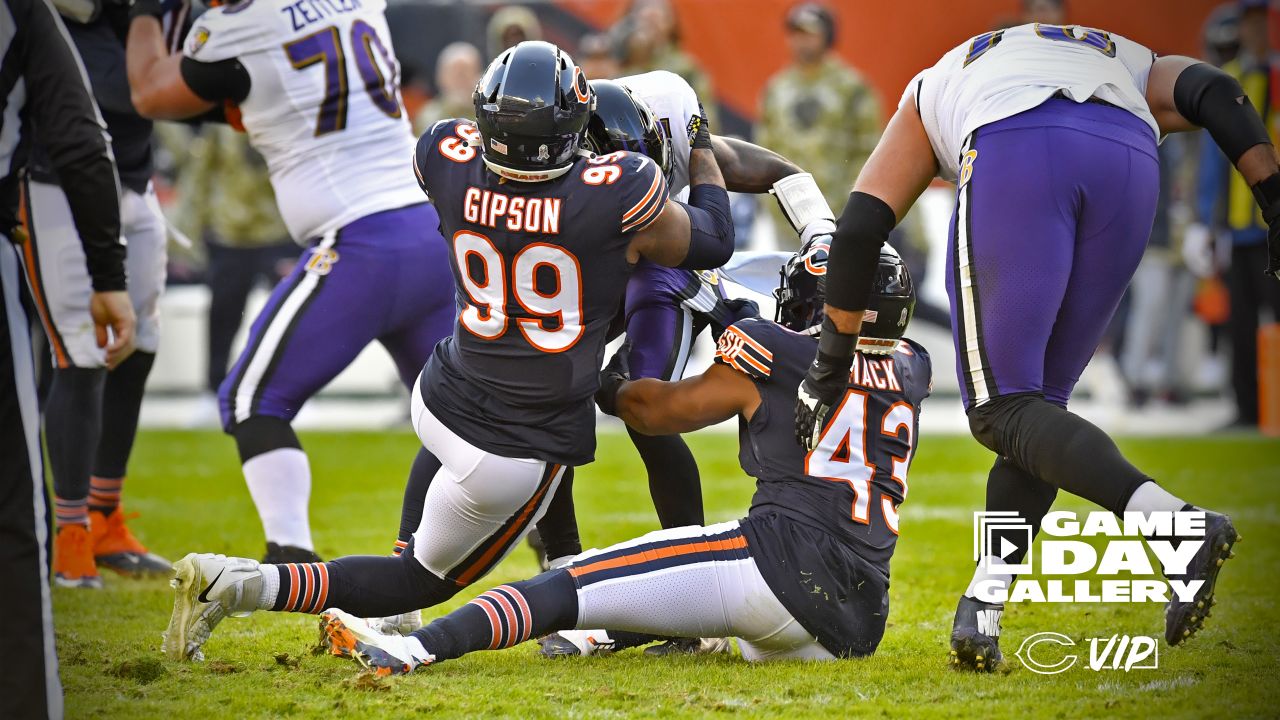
771 172 835 236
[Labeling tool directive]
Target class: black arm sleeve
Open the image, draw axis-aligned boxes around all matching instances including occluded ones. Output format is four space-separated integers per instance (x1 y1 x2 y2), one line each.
824 191 898 311
180 56 251 104
1173 62 1272 164
24 0 124 291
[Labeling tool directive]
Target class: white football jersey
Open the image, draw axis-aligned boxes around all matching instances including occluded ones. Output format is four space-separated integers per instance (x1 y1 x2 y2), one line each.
184 0 421 242
617 71 701 201
901 23 1159 182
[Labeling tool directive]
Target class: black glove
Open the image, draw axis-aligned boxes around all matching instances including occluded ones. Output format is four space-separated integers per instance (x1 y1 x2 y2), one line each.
690 103 712 151
595 343 632 417
1252 172 1280 281
128 0 165 21
794 318 856 451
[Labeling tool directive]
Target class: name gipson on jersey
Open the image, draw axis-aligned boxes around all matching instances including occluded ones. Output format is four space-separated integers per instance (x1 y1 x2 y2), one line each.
463 188 563 235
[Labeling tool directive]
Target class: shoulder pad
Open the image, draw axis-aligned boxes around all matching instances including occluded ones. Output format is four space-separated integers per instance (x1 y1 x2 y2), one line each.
715 318 779 381
184 2 271 62
609 151 669 234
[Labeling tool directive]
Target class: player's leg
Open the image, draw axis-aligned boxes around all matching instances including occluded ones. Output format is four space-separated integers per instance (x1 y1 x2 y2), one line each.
0 242 64 719
90 184 169 575
18 178 111 589
375 206 456 389
218 227 386 561
318 521 832 674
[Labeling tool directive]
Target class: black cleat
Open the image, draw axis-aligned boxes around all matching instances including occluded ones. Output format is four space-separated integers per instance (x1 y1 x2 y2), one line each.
642 637 730 656
950 596 1004 672
1164 509 1239 646
262 542 323 564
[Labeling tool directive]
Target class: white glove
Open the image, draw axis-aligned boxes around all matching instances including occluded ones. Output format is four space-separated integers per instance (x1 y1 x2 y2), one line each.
1182 223 1215 278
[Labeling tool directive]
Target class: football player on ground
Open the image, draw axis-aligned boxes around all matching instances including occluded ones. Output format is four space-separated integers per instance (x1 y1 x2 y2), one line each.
159 41 738 662
535 73 841 656
791 23 1276 670
28 0 185 588
125 0 457 563
309 245 931 674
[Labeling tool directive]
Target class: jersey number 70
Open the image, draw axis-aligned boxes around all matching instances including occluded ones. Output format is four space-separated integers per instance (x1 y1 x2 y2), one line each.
284 21 402 136
805 390 915 534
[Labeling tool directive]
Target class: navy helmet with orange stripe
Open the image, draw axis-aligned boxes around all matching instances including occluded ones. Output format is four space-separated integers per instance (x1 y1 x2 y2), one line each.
473 41 595 183
774 237 916 355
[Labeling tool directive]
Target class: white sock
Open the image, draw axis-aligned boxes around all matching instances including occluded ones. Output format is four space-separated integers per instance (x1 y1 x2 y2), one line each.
256 564 280 610
1124 481 1186 516
965 556 1013 601
243 448 314 550
405 635 432 663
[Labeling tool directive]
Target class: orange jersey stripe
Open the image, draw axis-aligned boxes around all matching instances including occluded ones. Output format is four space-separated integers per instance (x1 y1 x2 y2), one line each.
568 535 748 579
622 171 663 222
726 327 774 360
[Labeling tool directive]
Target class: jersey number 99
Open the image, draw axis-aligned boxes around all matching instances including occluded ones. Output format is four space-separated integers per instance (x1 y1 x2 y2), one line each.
454 231 584 353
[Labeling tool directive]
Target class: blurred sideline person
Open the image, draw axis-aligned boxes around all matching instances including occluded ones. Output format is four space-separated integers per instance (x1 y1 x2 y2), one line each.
1194 0 1279 429
0 0 133 715
579 32 621 81
486 4 541 59
158 41 738 663
126 0 457 563
24 1 188 590
311 248 931 674
1020 0 1066 25
622 0 716 128
793 23 1277 671
758 3 880 248
413 42 482 134
164 124 296 395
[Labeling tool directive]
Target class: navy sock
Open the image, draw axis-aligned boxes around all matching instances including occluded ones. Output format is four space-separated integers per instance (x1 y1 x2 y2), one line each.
628 428 703 528
534 467 581 561
270 551 459 616
411 569 578 662
394 448 442 555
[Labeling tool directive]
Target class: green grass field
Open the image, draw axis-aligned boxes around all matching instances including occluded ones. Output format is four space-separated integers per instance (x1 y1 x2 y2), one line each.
56 430 1279 719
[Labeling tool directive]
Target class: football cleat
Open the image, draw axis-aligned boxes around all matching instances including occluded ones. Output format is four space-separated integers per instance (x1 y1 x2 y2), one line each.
365 611 423 636
949 596 1004 672
643 637 731 657
262 542 322 564
90 509 171 576
537 630 617 658
318 609 433 676
1164 509 1239 646
54 525 103 589
162 553 264 661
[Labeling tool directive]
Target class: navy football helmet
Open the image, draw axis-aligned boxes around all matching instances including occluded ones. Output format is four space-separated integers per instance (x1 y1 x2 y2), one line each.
473 41 594 182
775 238 916 354
584 80 672 181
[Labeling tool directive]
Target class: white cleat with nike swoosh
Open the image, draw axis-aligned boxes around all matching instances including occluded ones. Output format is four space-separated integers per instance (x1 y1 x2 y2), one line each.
162 553 264 662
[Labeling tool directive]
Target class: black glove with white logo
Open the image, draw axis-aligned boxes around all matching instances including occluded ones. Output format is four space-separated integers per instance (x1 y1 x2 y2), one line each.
794 318 856 451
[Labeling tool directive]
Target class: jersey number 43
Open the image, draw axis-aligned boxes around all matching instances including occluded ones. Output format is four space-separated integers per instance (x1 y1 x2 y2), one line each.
806 390 915 534
453 231 584 353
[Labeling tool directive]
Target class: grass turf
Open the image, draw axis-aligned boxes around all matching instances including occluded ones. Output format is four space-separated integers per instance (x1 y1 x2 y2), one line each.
55 430 1279 719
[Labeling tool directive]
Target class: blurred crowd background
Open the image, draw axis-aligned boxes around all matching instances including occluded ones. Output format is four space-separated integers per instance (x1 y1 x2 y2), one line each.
146 0 1280 435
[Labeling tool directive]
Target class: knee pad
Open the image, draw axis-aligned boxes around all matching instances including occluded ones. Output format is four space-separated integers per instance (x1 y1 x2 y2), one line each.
966 393 1041 455
230 415 301 461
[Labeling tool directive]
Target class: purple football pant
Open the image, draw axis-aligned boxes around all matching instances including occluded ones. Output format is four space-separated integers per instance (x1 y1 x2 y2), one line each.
218 203 456 430
624 261 708 380
947 98 1159 410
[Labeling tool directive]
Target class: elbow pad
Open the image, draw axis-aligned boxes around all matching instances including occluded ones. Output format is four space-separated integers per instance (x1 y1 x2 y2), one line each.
677 184 735 270
824 191 897 311
1173 63 1271 163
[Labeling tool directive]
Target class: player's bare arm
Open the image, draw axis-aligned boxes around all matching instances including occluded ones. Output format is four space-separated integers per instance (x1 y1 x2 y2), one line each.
126 8 214 119
607 363 760 436
628 118 735 268
711 135 801 193
1145 55 1280 278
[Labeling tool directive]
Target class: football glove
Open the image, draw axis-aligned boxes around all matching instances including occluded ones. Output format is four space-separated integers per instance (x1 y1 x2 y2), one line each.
1251 172 1280 281
690 103 712 151
595 343 631 417
794 318 857 451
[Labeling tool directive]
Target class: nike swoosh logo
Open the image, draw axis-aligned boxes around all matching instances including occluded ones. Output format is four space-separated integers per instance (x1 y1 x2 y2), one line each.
197 569 224 604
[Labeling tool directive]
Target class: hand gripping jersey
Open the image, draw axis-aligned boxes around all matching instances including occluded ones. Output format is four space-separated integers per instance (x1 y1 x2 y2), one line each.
717 318 932 656
615 70 700 201
415 119 669 466
183 0 422 241
902 23 1159 181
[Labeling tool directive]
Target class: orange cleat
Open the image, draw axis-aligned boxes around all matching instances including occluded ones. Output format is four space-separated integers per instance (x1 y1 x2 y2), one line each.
54 525 103 589
89 508 171 576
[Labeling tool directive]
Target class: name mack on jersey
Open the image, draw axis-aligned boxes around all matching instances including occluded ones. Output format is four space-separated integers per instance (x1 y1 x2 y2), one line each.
463 187 563 235
282 0 363 32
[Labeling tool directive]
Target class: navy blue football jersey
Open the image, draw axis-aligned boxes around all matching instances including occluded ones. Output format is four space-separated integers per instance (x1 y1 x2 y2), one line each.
716 317 932 656
414 119 669 465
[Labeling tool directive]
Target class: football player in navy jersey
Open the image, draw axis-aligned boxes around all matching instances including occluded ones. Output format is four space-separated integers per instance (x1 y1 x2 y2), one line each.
308 244 933 674
160 41 738 662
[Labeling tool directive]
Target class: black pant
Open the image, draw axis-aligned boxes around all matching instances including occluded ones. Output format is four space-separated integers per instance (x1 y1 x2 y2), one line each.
205 240 297 392
1227 243 1280 425
0 243 62 719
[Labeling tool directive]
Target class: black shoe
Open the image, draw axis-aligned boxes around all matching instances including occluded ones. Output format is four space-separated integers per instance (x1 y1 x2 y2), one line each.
950 596 1004 672
642 637 730 656
526 527 548 571
262 542 323 564
1164 509 1239 646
